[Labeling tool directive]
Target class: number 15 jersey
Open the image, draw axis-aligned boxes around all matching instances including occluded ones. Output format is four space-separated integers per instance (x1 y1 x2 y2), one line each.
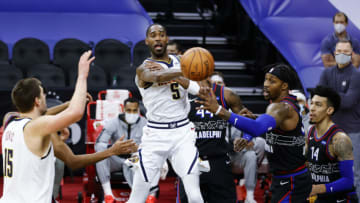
136 55 190 123
1 118 54 203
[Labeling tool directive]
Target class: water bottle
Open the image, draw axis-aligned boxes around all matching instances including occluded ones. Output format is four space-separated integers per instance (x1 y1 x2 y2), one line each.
112 76 118 86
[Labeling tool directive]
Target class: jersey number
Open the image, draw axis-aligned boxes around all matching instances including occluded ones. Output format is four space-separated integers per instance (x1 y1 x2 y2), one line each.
170 83 180 100
4 148 13 177
310 146 319 161
196 108 213 118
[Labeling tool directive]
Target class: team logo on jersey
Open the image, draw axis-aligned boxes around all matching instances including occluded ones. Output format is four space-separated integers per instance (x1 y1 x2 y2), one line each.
128 156 139 164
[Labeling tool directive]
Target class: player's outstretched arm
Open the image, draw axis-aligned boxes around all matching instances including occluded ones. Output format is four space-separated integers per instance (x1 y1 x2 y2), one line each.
310 132 354 196
52 134 138 170
197 88 290 138
137 61 182 83
26 51 94 137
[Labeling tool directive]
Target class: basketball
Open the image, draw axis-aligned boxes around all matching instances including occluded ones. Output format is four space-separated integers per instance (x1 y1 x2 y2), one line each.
180 47 214 81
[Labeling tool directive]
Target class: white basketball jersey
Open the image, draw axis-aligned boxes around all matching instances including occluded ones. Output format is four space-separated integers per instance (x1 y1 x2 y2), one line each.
136 55 190 122
1 118 55 203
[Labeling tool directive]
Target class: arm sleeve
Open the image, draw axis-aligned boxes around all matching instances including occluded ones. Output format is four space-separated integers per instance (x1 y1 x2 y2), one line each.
325 160 354 193
95 119 117 144
228 113 276 137
337 71 360 109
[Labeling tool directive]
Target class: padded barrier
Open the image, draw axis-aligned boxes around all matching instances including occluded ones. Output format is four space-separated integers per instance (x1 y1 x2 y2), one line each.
239 0 360 94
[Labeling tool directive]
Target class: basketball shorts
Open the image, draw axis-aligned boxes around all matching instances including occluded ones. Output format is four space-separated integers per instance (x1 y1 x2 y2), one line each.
138 120 200 183
271 169 312 203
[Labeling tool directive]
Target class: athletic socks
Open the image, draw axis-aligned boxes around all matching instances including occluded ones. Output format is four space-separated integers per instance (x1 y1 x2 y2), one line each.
102 182 114 197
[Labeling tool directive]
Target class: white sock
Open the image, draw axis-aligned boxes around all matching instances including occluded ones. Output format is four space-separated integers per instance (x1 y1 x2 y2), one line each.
239 178 246 186
102 182 113 196
246 189 255 200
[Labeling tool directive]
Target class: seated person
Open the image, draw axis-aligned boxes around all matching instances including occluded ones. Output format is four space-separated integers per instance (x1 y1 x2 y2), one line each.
95 98 146 202
229 126 266 203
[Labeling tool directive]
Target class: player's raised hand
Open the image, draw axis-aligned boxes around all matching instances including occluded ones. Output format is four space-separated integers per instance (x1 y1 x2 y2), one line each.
78 50 95 78
195 88 219 113
110 135 138 155
233 138 249 152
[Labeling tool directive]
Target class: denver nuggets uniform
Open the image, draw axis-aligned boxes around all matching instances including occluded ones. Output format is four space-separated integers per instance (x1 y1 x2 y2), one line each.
135 55 199 182
1 118 55 203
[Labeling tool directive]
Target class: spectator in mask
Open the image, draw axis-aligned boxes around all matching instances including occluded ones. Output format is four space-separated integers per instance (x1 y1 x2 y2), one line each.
321 12 360 68
95 97 147 202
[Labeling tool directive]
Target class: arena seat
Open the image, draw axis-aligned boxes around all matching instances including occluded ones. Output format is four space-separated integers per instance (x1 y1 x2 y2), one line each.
0 64 23 89
12 38 50 71
68 64 108 89
27 64 66 88
0 0 152 60
53 38 91 85
94 39 131 81
133 40 150 68
0 40 9 63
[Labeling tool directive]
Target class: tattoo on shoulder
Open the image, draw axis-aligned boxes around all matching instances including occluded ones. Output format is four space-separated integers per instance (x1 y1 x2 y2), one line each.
331 133 353 161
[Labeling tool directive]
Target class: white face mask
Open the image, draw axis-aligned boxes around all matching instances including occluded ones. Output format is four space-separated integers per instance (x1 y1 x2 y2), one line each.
125 113 139 124
334 23 346 34
335 53 351 65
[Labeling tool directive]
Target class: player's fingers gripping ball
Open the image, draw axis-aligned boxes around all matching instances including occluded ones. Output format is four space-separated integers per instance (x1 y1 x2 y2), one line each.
181 47 214 81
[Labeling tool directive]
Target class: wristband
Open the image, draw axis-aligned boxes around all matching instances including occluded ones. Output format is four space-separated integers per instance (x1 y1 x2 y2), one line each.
242 133 253 142
187 80 200 95
215 105 222 115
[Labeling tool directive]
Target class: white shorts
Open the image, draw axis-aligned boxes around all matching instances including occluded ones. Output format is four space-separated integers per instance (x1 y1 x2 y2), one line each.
138 121 199 182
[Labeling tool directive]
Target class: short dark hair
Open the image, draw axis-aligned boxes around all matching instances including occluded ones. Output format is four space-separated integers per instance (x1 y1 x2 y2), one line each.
11 78 43 113
146 23 167 37
168 40 181 49
124 97 139 106
264 63 301 90
333 12 348 23
311 85 341 115
336 39 353 49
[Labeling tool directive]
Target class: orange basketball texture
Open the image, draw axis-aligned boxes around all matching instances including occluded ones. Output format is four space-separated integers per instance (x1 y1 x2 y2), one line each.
180 47 214 81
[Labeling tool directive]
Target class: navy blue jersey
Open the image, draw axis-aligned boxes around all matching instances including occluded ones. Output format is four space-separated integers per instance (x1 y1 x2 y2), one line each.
265 95 307 174
189 83 231 158
307 125 356 200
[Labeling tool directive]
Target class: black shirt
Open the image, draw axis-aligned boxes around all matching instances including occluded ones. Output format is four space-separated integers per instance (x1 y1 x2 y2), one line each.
265 95 307 174
189 83 231 158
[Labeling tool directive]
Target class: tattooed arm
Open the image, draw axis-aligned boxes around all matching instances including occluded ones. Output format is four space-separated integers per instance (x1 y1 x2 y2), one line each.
310 132 354 196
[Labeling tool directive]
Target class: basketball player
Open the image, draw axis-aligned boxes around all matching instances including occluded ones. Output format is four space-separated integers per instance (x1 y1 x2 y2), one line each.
198 64 313 202
176 75 260 203
307 85 357 202
0 51 137 203
127 23 204 203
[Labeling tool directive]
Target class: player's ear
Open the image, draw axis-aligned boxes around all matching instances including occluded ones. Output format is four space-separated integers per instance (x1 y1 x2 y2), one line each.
281 82 288 91
34 97 41 107
145 38 149 46
327 106 334 115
